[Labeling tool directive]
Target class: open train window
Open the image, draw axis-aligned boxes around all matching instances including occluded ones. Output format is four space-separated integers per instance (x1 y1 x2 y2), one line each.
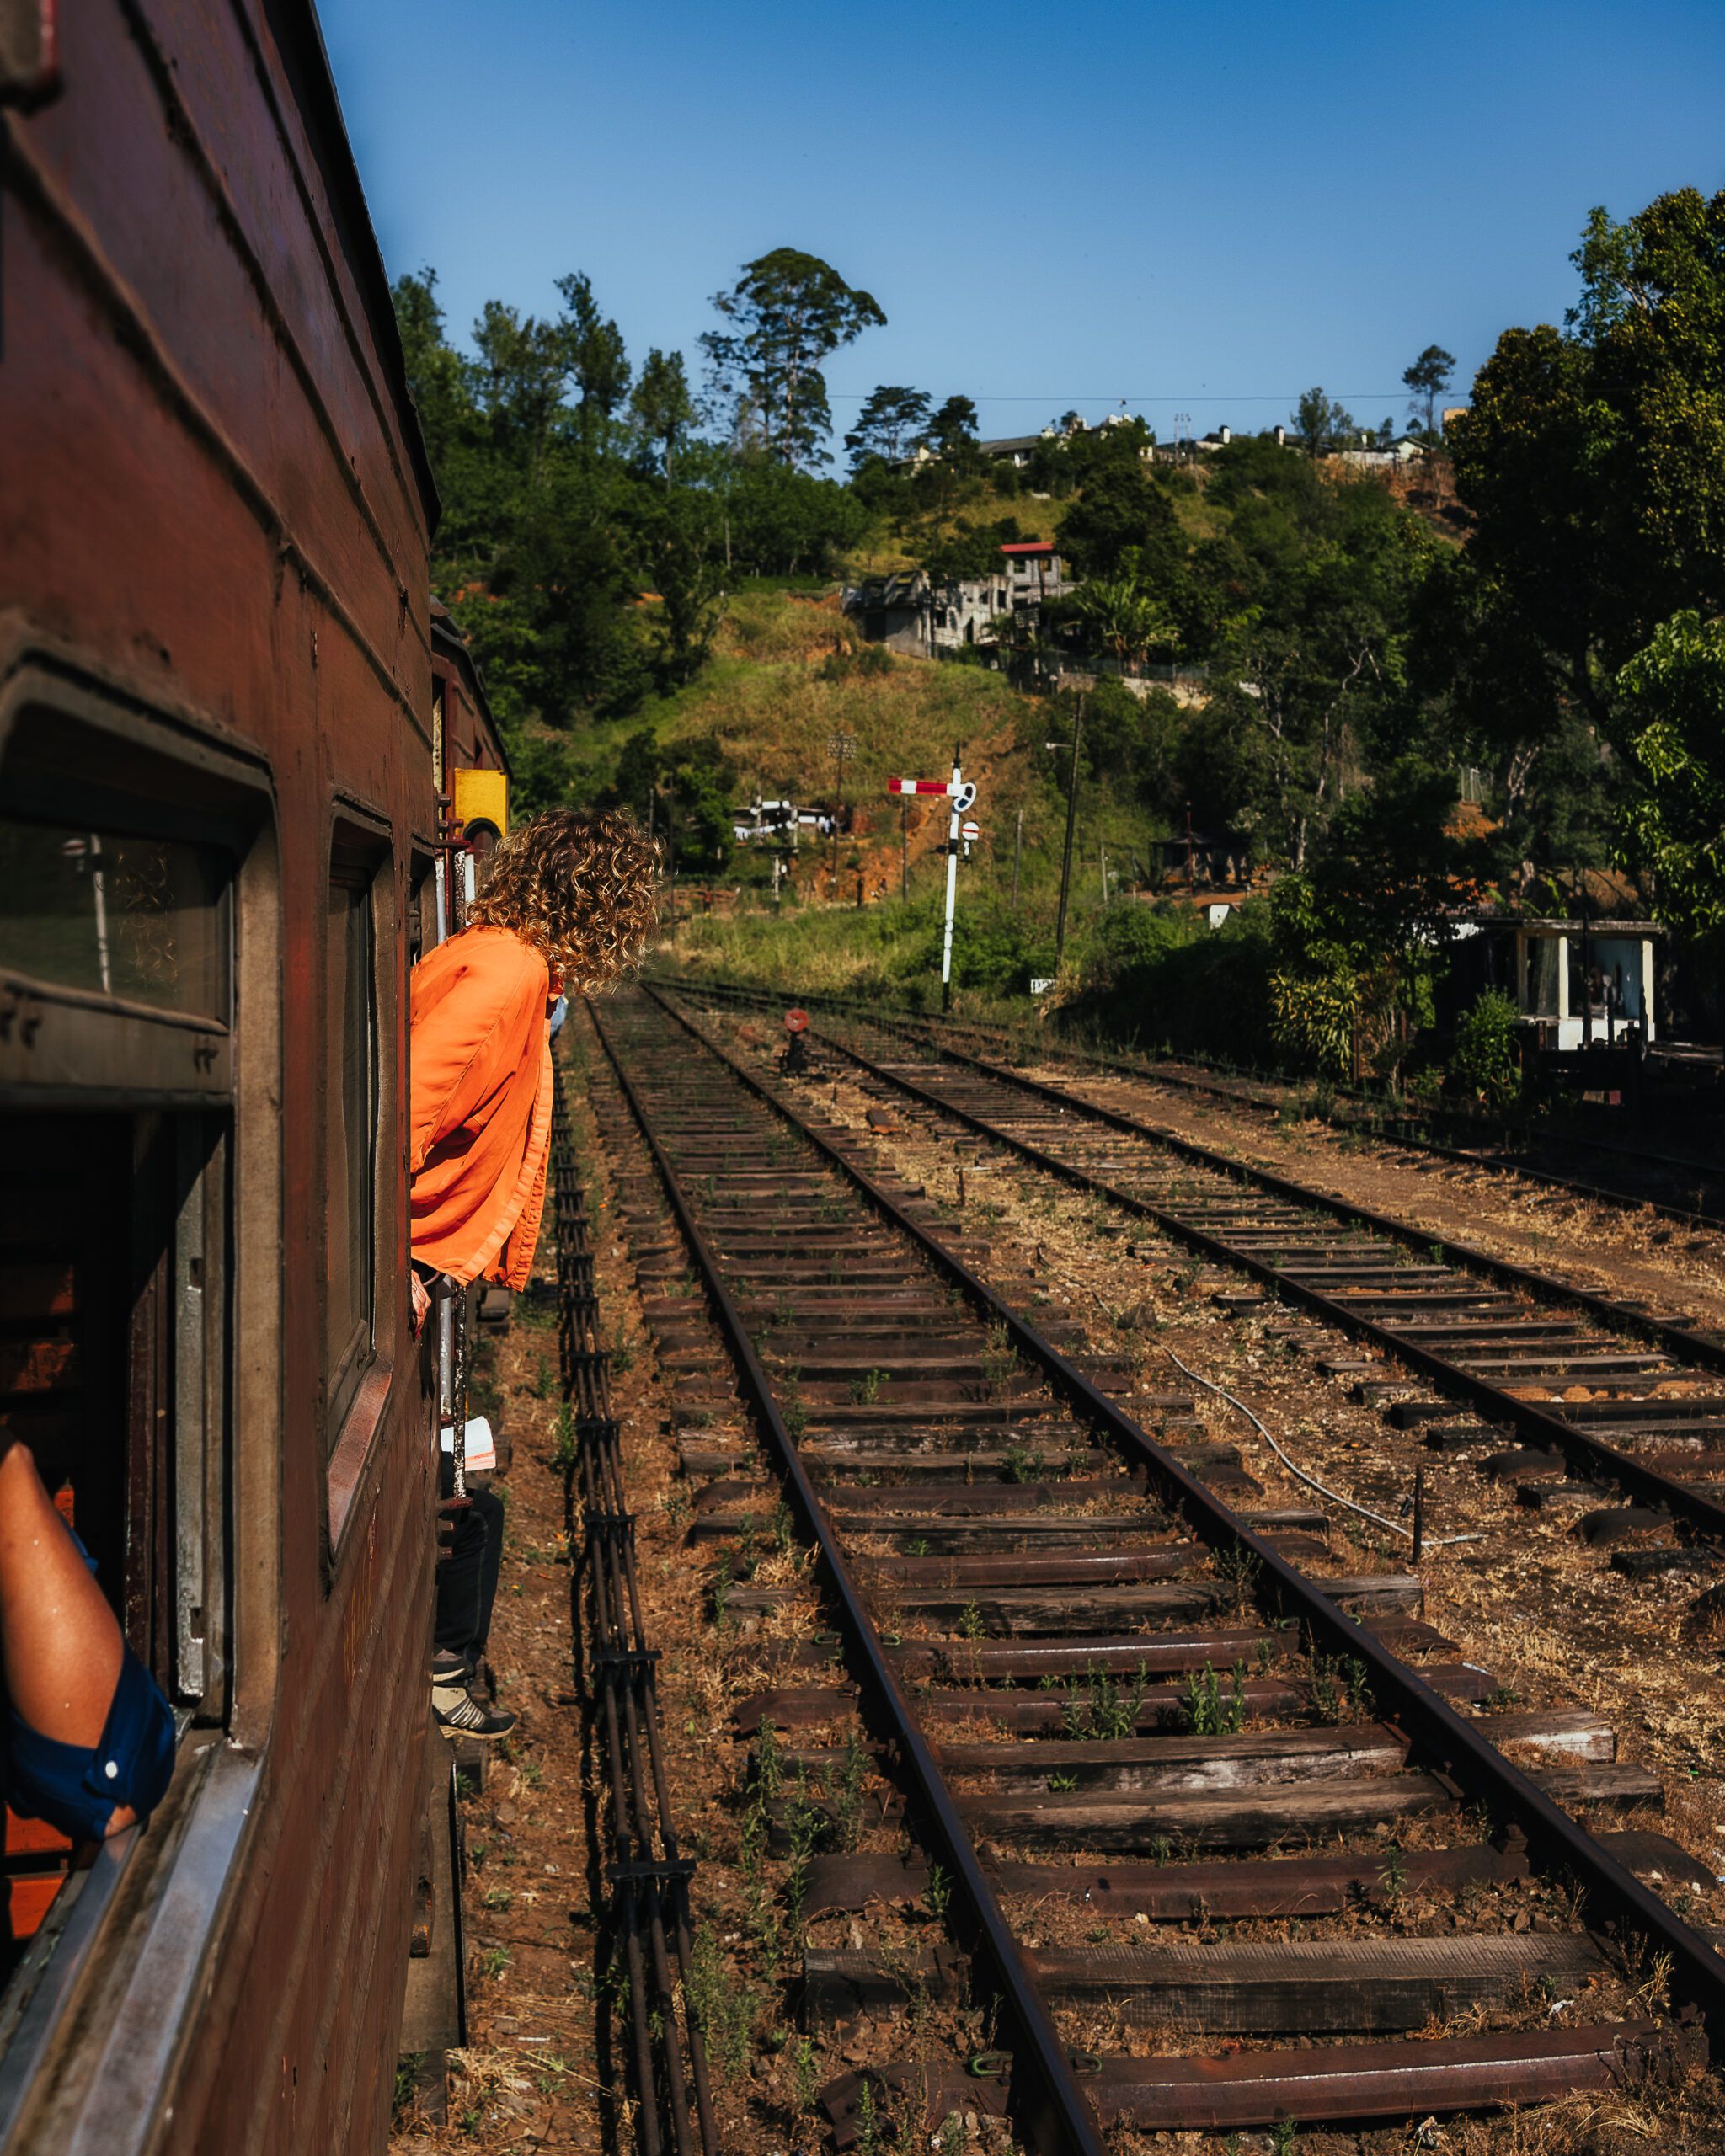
324 861 377 1443
0 680 261 2041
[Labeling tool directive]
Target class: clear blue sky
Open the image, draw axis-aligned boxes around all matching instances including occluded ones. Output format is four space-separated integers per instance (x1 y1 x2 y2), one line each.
323 0 1725 448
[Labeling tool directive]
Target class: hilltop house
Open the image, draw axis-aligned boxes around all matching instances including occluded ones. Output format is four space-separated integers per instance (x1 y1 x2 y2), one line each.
845 541 1071 657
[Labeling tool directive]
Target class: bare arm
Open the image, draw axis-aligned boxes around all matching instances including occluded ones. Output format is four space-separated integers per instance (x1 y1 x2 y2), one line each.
0 1440 135 1833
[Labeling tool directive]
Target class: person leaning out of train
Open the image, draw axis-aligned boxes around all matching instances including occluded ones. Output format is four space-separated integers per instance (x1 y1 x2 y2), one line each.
0 1437 177 1845
408 808 658 1737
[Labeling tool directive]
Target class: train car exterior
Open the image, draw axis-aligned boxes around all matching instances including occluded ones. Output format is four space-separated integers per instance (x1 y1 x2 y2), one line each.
0 3 443 2149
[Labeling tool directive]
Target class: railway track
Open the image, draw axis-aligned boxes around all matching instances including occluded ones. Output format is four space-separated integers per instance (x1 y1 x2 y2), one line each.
580 985 1722 2151
664 973 1725 1235
668 979 1725 1579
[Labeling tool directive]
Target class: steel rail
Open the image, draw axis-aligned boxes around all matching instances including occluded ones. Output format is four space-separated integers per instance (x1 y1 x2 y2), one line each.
585 998 1112 2156
671 975 1725 1540
786 1018 1725 1544
662 971 1725 1237
634 983 1725 2054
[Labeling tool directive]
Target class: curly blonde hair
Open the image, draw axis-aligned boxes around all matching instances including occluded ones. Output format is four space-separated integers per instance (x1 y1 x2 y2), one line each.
469 807 659 993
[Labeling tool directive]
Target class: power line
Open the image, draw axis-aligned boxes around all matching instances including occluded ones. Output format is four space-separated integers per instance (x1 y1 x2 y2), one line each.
825 390 1413 403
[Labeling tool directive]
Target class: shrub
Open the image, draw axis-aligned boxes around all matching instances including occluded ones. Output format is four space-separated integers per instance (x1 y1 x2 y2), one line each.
1449 988 1520 1108
1057 899 1275 1064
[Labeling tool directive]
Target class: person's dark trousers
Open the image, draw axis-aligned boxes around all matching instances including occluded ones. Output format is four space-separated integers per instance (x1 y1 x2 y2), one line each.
435 1454 505 1673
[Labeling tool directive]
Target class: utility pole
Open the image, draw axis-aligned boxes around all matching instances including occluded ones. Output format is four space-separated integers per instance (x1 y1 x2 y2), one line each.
1049 697 1084 974
940 744 963 1013
827 731 856 898
666 776 678 942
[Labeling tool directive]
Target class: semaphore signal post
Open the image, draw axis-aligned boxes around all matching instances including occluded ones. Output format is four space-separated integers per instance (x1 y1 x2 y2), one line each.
888 754 977 1013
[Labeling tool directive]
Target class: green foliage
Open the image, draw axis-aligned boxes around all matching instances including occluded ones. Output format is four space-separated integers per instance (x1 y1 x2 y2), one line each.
1449 988 1522 1108
1447 186 1725 915
845 384 932 471
1402 344 1455 435
1290 385 1356 456
1055 435 1183 585
1062 1661 1151 1741
1264 760 1468 1079
1618 611 1725 955
1183 1658 1247 1737
1059 899 1276 1065
701 248 887 470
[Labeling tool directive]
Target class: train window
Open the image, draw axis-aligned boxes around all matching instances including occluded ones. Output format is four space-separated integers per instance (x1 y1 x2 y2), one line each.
324 862 377 1446
0 680 257 2020
0 814 228 1020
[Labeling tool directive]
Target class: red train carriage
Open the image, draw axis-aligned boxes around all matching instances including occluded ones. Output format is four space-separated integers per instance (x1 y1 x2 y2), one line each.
0 2 463 2148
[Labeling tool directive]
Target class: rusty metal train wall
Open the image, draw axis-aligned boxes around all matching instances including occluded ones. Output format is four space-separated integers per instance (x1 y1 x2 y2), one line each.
0 1 457 2148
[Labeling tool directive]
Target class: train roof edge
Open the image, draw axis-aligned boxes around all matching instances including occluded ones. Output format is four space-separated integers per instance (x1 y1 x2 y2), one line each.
265 0 441 531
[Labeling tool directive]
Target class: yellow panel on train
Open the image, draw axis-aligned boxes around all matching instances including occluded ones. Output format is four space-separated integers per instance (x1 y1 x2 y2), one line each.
453 766 510 846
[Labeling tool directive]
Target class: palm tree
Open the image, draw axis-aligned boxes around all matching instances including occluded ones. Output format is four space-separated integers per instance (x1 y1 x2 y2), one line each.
1073 579 1175 672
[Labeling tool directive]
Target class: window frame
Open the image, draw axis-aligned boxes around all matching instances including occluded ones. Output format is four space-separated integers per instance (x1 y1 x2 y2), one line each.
322 860 377 1442
0 650 280 2132
322 803 398 1556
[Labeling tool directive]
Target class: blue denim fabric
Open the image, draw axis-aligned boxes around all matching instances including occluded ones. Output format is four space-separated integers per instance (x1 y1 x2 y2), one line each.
6 1647 177 1844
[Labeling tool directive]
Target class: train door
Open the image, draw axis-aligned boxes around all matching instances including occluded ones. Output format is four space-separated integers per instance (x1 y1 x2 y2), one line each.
0 668 272 2136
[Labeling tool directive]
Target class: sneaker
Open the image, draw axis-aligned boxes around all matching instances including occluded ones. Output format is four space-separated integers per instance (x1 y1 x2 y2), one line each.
429 1650 467 1684
432 1680 517 1742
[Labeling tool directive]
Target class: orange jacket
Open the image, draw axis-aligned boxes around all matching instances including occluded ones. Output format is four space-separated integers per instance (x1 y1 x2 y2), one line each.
409 924 558 1289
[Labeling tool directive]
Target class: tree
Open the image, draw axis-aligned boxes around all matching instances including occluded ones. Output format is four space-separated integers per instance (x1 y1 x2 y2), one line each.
1445 189 1725 909
1290 387 1356 458
1070 579 1177 671
631 348 695 482
1268 758 1471 1077
393 269 473 469
1187 458 1435 864
555 273 631 462
636 487 726 686
701 248 886 469
921 394 980 463
1402 344 1455 435
844 385 931 470
1057 453 1182 583
1618 611 1725 956
724 460 869 577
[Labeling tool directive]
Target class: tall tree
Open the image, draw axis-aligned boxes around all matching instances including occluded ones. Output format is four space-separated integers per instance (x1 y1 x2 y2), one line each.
1402 344 1456 435
1290 386 1356 457
701 248 886 468
843 384 931 470
555 273 632 461
631 347 695 482
1446 188 1725 908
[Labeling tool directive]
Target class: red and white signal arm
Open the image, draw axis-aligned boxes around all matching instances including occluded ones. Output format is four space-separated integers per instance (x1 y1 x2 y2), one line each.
783 1008 809 1033
887 777 980 812
960 819 980 841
